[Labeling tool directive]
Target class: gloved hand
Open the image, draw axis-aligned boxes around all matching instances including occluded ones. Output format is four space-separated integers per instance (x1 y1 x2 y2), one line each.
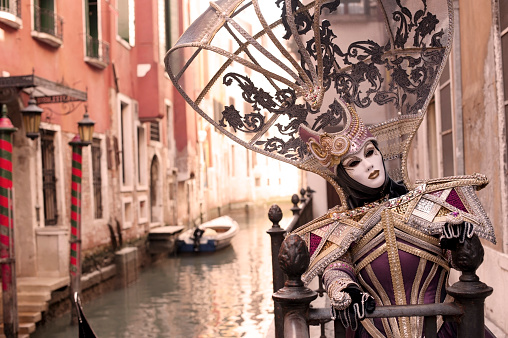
332 286 375 331
440 221 474 250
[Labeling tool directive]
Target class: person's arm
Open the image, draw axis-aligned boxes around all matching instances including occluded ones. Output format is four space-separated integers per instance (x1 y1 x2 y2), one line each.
323 259 376 330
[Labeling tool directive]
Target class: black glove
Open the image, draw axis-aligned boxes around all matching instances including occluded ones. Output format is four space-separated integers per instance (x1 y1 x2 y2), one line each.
440 221 474 250
336 286 375 331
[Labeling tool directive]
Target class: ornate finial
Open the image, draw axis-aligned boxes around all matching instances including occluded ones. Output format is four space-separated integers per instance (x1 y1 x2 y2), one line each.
291 194 300 215
300 188 307 203
452 235 484 282
268 204 283 227
278 234 309 287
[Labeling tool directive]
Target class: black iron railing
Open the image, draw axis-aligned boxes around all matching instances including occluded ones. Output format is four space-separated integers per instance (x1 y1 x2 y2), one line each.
267 189 315 338
268 191 493 338
86 35 110 65
34 5 63 40
0 0 21 18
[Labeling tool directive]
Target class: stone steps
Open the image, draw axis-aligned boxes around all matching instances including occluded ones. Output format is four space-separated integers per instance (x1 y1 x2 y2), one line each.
0 322 35 336
0 276 69 336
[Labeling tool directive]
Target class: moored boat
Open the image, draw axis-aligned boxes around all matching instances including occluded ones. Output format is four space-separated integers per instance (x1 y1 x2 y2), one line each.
177 216 239 253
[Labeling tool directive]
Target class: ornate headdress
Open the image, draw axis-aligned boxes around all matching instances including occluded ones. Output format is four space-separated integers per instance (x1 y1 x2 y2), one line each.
298 100 376 174
165 0 454 210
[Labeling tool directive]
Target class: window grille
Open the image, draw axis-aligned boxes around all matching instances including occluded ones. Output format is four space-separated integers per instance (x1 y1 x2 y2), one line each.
41 131 58 225
92 138 103 219
150 121 160 142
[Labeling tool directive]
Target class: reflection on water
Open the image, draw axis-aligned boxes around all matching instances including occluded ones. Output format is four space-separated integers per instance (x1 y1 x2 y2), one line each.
32 202 293 338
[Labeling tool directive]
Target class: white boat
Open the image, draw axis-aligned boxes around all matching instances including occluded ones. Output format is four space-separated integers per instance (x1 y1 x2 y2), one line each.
176 216 239 253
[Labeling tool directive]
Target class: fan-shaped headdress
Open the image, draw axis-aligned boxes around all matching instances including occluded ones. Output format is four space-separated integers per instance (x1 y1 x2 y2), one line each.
165 0 454 210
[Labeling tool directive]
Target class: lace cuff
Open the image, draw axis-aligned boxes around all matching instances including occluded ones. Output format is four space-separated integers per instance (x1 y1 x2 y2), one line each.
323 262 358 310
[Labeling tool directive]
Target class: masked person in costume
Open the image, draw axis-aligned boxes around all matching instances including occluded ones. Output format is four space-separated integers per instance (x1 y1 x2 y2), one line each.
293 99 496 337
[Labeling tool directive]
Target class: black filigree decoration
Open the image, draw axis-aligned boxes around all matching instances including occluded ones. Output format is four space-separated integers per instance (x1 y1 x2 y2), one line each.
222 72 309 157
299 0 445 115
219 0 448 162
218 105 264 133
276 0 341 40
312 99 346 131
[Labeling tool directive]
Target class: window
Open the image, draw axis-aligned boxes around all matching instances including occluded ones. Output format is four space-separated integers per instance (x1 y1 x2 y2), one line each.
165 103 173 150
231 145 235 176
33 0 63 43
437 59 454 177
41 130 58 225
337 0 372 15
119 98 134 188
414 58 455 179
118 0 135 46
500 1 508 151
150 121 160 142
137 125 147 186
92 138 103 219
85 0 109 67
158 0 172 62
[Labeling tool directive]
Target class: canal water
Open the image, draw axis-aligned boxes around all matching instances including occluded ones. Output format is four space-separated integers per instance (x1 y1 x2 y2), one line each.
32 201 294 338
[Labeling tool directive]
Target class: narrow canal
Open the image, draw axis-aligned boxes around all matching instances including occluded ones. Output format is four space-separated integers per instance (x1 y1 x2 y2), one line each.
32 201 293 338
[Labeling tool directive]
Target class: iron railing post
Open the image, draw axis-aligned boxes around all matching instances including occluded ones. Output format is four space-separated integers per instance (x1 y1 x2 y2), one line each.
290 194 300 216
267 204 286 338
446 235 492 338
273 234 317 338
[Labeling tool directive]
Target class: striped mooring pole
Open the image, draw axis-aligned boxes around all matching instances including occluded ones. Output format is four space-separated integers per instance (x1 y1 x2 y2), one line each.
69 134 83 325
0 104 18 338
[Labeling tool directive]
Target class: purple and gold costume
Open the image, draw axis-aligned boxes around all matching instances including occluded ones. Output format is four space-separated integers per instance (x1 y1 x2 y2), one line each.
293 174 496 337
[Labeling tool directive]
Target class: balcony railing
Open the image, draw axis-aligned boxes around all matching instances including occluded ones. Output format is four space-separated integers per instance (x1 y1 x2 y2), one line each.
0 0 21 18
85 35 110 68
33 5 63 41
0 0 21 29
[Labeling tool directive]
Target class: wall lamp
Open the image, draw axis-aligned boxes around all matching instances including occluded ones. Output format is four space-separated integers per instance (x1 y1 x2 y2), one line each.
20 96 43 140
77 108 95 145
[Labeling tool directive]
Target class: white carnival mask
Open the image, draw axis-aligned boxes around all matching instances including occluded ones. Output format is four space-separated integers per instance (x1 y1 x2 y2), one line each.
341 141 385 189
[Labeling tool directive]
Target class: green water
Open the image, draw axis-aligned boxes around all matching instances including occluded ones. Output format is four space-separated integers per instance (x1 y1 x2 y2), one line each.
32 202 293 338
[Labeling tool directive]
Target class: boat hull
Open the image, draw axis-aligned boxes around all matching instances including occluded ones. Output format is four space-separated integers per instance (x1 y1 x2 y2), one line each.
176 216 239 253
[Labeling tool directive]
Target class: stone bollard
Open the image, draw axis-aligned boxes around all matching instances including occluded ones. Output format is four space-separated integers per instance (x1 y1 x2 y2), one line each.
273 234 317 338
115 247 139 287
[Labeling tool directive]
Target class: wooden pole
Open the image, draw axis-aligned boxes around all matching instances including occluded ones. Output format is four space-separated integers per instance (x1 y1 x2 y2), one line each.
0 104 18 338
69 134 83 325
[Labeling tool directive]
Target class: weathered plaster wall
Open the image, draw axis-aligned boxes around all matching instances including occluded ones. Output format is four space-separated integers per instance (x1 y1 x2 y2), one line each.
460 0 508 333
460 0 503 250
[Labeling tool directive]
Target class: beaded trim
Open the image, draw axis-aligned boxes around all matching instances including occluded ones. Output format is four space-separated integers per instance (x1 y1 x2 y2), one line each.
328 184 426 222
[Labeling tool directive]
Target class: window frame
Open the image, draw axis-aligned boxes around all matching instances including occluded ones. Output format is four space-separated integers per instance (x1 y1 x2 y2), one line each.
117 0 135 48
118 94 135 191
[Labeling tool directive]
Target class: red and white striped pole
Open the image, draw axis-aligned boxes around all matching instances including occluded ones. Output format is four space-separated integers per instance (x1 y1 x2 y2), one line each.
0 104 18 338
69 134 83 325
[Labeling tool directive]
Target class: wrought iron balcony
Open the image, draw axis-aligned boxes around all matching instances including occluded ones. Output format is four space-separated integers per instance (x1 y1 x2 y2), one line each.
32 5 63 47
0 0 21 29
85 35 110 69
